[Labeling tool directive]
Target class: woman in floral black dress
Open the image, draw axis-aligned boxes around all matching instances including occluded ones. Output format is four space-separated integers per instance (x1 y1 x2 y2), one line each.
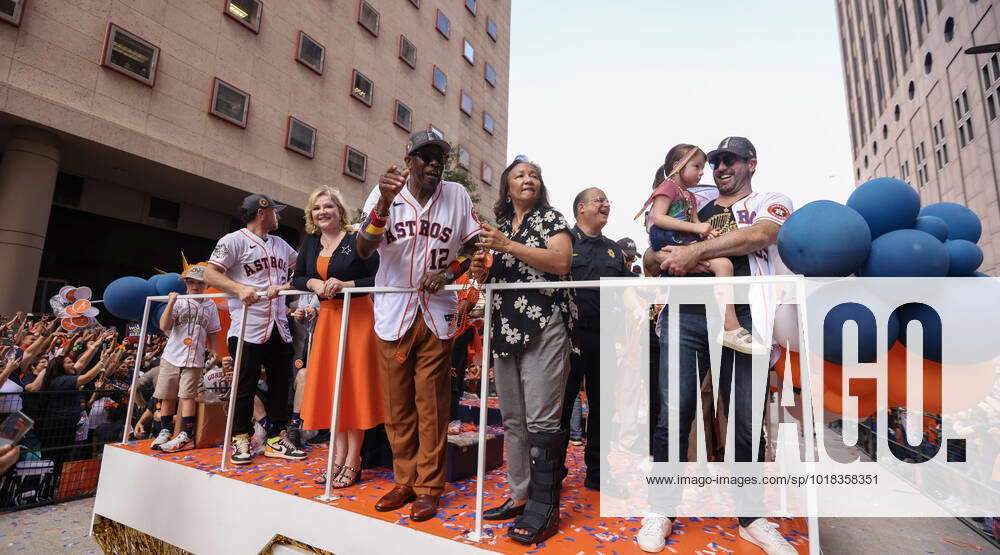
472 157 575 545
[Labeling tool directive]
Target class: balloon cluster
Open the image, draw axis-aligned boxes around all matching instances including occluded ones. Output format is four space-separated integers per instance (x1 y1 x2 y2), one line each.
49 286 100 331
102 274 186 333
773 177 995 418
777 177 985 278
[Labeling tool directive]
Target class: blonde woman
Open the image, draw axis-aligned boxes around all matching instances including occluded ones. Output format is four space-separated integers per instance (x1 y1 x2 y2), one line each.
292 187 382 488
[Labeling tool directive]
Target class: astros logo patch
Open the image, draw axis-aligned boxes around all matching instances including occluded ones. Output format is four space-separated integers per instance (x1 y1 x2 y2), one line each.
767 204 790 220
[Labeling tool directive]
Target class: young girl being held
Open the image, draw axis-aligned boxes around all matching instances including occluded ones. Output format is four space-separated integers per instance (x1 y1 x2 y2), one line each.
637 143 766 355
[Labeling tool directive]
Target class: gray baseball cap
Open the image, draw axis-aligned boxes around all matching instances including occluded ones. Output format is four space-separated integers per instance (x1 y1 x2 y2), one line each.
707 136 757 164
406 129 451 156
241 193 286 214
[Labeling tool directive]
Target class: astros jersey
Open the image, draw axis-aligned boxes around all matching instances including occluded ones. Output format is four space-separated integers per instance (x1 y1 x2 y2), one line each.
162 298 222 368
362 180 481 341
208 229 297 344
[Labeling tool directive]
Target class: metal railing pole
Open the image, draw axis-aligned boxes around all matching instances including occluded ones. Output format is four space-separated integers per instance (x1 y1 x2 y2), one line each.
120 297 152 444
468 285 494 543
219 306 250 472
316 292 353 502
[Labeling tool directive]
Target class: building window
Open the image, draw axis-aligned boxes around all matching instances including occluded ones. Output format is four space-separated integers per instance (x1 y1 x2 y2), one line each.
295 31 325 75
432 66 447 95
483 112 494 135
394 100 413 132
149 196 180 228
983 56 999 123
358 0 380 37
436 9 450 39
894 104 901 121
344 146 367 181
458 145 471 170
882 124 888 139
224 0 262 34
943 17 955 42
210 78 250 128
101 24 161 87
923 52 933 74
463 39 475 65
460 91 473 116
954 89 974 147
914 142 929 187
428 124 444 140
908 81 915 100
286 117 317 158
351 69 374 107
481 162 493 185
932 119 948 170
465 0 477 15
873 141 878 155
485 63 496 87
486 16 497 41
900 160 911 185
0 0 26 27
399 35 417 68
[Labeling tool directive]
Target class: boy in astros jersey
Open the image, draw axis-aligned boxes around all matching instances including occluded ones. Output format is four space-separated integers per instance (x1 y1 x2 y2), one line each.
150 263 225 453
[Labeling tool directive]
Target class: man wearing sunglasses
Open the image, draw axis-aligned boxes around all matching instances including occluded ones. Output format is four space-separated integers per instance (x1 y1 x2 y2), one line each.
637 137 796 554
357 130 481 522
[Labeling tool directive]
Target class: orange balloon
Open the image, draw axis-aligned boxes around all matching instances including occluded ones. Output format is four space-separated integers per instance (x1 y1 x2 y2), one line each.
205 287 229 311
823 359 878 418
71 316 89 326
71 299 91 314
887 343 996 414
61 318 78 331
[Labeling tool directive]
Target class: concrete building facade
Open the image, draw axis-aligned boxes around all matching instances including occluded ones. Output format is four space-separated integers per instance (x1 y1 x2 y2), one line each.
0 0 509 315
836 0 1000 273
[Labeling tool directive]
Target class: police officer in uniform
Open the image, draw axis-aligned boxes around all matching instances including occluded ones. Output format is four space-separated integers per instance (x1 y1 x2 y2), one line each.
560 187 634 491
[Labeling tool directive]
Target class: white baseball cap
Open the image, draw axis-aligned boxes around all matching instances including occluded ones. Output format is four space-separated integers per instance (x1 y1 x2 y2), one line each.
180 264 207 282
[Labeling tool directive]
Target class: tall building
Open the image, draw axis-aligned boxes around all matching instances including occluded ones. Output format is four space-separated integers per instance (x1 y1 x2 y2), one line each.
836 1 1000 273
0 0 509 315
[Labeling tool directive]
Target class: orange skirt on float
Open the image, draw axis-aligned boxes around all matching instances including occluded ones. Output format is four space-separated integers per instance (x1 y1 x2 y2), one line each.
299 295 384 431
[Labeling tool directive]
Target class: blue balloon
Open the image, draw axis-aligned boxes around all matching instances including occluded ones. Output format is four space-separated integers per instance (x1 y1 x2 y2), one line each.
857 229 950 277
973 272 991 277
847 177 921 239
777 201 871 277
919 202 982 243
149 302 167 334
944 239 983 276
149 273 186 296
103 277 152 321
823 302 900 364
895 303 943 363
912 216 949 242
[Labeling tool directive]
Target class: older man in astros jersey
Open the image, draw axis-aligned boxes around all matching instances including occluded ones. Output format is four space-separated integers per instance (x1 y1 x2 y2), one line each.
357 130 481 521
205 194 307 466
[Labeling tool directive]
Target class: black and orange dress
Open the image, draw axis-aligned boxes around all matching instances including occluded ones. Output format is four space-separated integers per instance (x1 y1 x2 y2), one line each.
292 232 383 431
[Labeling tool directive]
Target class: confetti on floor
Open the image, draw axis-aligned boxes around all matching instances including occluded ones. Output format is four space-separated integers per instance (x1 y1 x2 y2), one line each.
115 441 810 554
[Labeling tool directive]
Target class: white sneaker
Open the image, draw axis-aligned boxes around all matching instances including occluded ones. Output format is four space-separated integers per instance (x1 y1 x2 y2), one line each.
160 431 193 453
718 327 770 355
636 515 672 553
739 519 797 554
151 428 172 450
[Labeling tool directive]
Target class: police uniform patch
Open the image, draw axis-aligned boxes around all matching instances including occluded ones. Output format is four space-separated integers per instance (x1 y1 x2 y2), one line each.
607 249 616 258
767 204 790 220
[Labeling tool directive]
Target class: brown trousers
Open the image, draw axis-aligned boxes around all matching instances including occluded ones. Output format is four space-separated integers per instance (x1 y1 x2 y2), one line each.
375 314 453 495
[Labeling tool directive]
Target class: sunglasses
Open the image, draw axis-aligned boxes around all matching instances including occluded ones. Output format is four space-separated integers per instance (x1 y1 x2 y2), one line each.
709 153 746 170
413 147 445 164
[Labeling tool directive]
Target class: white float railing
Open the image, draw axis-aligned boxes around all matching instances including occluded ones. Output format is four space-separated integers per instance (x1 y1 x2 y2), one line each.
118 275 817 553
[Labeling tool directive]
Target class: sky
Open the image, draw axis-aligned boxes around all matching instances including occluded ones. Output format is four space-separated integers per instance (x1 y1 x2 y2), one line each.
505 0 854 251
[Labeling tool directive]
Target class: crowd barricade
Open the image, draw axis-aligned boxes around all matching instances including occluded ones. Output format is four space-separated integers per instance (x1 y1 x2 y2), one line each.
0 387 129 512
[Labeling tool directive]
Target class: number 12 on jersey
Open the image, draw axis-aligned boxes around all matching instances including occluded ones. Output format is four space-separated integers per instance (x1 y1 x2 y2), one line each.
428 248 450 270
